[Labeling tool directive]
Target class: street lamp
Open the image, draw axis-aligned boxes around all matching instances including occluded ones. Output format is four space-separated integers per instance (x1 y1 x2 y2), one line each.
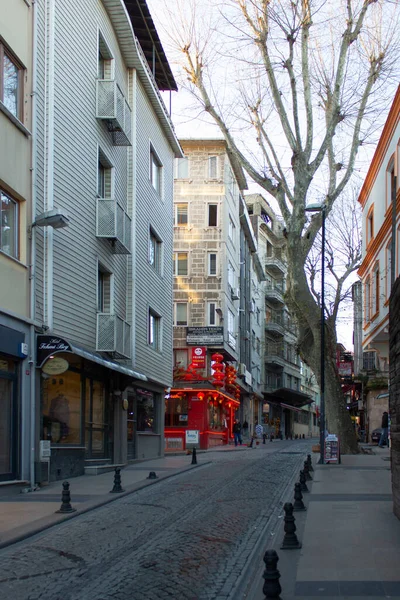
305 202 326 465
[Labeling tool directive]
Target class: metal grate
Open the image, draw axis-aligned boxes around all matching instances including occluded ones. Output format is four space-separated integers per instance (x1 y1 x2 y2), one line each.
96 313 131 358
96 80 132 146
96 198 131 254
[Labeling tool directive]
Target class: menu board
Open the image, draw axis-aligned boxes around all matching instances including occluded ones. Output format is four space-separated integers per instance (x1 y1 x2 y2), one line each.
325 434 340 464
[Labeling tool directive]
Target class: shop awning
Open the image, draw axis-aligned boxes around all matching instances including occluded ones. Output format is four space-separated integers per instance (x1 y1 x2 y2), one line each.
70 344 147 381
263 387 312 408
280 402 302 413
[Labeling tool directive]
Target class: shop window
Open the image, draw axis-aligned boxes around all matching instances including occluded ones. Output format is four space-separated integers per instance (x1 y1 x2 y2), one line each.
175 157 189 179
208 204 218 226
208 401 225 430
136 390 155 432
42 371 82 444
0 189 18 259
174 203 188 226
173 252 188 276
1 42 23 120
165 395 188 426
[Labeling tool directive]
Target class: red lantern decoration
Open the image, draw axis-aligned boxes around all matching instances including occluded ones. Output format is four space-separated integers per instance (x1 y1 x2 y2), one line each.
212 353 225 388
197 392 205 401
211 353 224 362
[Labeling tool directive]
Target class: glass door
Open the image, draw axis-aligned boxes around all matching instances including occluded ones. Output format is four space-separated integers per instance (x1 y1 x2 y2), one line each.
85 379 107 458
0 358 17 481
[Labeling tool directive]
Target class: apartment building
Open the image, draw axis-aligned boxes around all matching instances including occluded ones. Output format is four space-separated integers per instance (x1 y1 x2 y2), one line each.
300 361 320 438
357 85 400 437
0 0 33 483
246 194 313 438
166 139 263 450
32 0 181 481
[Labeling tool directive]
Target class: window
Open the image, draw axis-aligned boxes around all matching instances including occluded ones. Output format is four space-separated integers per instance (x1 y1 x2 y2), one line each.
97 150 113 198
386 241 392 300
256 337 261 354
228 309 234 335
386 157 396 212
174 349 188 369
208 204 218 227
208 156 218 178
174 203 188 227
363 350 377 371
208 252 217 276
175 157 189 179
98 266 112 313
228 215 235 242
373 263 379 316
256 307 261 325
98 33 113 79
0 42 23 119
136 389 156 432
149 228 162 273
150 147 162 195
252 330 256 350
173 252 188 276
208 302 217 326
174 302 188 326
0 190 18 259
366 205 374 246
228 261 235 287
365 276 371 323
165 395 189 427
148 310 161 350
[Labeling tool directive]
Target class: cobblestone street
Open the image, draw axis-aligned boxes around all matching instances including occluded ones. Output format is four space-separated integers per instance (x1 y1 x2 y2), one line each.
0 442 311 600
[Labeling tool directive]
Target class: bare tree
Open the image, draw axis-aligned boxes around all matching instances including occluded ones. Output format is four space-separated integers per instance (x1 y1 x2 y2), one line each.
150 0 399 452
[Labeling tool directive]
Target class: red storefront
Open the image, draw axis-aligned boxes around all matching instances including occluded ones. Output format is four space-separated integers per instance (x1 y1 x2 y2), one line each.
164 355 240 451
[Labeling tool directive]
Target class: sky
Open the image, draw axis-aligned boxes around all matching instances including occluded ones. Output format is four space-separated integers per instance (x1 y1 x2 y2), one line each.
146 0 400 351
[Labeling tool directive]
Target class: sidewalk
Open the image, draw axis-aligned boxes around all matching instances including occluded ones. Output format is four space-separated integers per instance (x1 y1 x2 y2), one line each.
0 443 256 550
249 446 400 599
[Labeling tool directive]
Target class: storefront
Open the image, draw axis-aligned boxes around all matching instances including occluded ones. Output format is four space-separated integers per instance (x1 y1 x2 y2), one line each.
36 335 149 481
164 382 240 451
0 321 30 483
263 388 312 439
126 386 163 461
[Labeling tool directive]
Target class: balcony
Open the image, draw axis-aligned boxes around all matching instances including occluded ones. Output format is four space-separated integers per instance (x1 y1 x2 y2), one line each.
96 198 131 254
265 313 285 337
265 343 286 368
96 80 132 146
265 255 286 276
96 313 131 359
265 282 285 304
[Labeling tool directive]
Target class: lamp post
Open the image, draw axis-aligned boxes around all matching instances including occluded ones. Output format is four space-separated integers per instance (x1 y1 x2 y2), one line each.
305 203 326 465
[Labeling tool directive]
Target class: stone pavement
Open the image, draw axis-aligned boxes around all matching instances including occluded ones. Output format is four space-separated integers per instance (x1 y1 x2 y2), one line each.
247 446 400 600
0 443 256 550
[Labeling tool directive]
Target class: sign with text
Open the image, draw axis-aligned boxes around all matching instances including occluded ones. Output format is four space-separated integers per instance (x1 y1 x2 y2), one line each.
186 327 224 345
36 335 73 367
185 430 199 445
191 346 206 369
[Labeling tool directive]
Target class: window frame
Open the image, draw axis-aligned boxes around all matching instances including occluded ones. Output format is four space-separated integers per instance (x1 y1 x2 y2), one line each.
208 155 219 179
97 263 114 314
97 148 114 199
175 157 189 179
0 187 19 260
228 215 235 242
208 252 217 276
97 32 114 80
174 302 188 326
366 204 374 247
208 204 218 227
0 41 24 122
149 227 162 274
174 203 188 227
364 275 371 324
372 261 380 318
173 251 189 277
207 302 217 326
150 144 163 196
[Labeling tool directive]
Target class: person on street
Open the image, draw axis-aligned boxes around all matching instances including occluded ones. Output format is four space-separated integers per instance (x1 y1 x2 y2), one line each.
233 419 242 446
379 411 389 447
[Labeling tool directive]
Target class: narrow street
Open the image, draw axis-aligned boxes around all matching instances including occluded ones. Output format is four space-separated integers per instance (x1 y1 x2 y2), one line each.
0 441 311 600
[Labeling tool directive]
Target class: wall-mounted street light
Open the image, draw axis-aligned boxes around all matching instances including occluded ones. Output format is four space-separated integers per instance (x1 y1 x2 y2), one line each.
305 202 326 465
32 208 70 229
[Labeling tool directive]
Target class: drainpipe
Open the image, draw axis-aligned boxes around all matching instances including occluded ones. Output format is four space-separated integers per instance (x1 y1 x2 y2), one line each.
29 0 38 491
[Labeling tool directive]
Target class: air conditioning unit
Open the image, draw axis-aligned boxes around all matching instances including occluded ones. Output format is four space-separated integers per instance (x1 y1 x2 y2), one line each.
249 301 255 313
238 363 246 376
231 287 240 300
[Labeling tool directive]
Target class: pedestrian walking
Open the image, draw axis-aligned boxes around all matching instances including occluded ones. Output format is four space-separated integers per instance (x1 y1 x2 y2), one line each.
378 411 389 447
233 419 242 446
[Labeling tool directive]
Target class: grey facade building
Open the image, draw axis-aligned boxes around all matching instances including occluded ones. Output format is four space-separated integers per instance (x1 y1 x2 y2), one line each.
32 0 181 481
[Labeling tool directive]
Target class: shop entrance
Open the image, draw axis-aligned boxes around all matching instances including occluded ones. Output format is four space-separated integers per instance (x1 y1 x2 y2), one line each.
127 392 136 460
85 379 108 458
0 357 18 481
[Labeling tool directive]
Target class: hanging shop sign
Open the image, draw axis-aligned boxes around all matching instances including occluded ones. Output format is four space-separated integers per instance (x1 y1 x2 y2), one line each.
42 356 69 375
191 346 206 369
36 335 73 367
186 327 224 345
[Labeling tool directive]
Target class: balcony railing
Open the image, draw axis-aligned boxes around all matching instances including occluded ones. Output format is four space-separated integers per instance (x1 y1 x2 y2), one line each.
265 312 297 336
265 255 286 274
96 80 132 146
96 313 131 359
96 198 131 254
265 281 285 303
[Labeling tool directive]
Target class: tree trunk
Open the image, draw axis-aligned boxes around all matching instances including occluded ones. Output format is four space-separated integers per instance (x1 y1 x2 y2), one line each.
285 242 359 454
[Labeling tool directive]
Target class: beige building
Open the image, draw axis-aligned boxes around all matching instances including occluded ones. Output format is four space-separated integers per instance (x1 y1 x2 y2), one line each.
0 0 33 483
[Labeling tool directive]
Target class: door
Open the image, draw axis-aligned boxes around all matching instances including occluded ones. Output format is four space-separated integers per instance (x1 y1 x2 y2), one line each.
127 392 136 460
85 379 108 458
0 358 18 481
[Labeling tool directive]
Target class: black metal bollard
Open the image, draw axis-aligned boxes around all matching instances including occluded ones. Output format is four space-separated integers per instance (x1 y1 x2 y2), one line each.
147 471 158 480
263 549 282 599
263 434 267 444
281 502 302 549
110 467 125 493
56 481 76 513
307 453 314 472
299 469 309 492
270 433 273 442
191 447 198 465
304 460 313 481
293 482 307 511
